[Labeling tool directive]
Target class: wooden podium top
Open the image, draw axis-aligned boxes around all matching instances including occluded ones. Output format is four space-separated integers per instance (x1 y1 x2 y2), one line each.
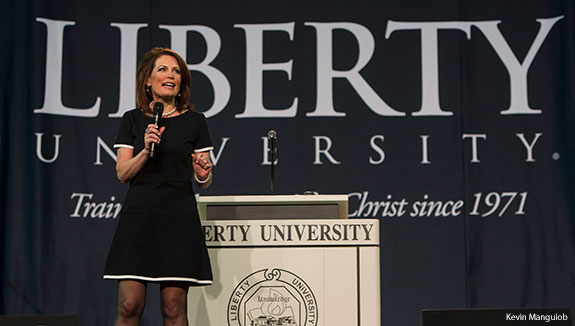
197 194 349 220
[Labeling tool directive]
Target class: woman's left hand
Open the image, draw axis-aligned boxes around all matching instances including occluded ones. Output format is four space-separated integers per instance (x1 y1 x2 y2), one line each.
192 152 212 181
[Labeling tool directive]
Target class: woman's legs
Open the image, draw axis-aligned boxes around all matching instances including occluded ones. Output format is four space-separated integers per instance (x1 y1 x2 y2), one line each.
115 280 147 326
160 282 190 326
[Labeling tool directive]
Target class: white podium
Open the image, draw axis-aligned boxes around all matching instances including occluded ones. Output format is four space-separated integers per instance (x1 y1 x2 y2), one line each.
188 196 380 326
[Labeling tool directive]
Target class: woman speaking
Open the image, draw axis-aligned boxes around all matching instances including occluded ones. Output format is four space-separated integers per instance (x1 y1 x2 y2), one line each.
104 47 214 326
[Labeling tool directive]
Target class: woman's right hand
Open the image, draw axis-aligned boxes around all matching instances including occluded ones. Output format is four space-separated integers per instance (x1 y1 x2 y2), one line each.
144 123 166 151
116 123 165 184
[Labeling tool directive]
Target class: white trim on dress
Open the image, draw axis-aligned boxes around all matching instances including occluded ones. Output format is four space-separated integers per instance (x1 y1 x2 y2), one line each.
103 274 213 284
194 146 213 153
114 144 134 149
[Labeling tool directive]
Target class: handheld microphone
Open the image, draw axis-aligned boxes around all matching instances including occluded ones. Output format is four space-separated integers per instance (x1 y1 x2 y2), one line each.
149 102 163 158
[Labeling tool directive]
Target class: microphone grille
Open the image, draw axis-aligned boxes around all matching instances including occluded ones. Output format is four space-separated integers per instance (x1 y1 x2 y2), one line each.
153 102 164 115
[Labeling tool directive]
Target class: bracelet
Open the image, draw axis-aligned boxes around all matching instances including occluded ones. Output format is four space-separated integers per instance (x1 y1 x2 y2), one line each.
194 172 212 184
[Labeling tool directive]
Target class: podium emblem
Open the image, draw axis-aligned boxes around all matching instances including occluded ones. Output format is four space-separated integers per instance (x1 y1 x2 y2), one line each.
227 268 318 326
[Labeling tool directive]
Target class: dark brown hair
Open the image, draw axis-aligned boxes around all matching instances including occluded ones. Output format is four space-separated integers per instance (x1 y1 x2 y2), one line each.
135 47 193 113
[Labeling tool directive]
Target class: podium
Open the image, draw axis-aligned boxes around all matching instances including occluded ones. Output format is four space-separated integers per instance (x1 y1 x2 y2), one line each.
196 194 349 220
188 195 380 326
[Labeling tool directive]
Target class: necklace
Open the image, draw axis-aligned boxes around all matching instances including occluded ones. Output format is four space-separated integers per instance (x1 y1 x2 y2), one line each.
162 107 177 117
148 102 178 117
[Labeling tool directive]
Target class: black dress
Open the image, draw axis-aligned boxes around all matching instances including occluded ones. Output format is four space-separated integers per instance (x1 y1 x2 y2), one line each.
104 108 213 285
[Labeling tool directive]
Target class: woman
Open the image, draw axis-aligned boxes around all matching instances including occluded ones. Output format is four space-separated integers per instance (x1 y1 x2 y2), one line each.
104 47 213 326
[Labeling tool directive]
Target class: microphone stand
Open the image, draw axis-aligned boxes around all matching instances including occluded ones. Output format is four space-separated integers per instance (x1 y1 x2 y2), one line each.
268 130 277 195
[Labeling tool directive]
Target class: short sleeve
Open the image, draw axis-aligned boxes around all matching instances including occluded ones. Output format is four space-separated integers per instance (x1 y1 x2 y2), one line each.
194 113 213 153
114 111 135 149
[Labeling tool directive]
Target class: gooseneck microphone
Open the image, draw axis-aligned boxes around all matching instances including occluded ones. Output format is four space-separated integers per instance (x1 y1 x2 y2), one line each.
268 130 277 158
268 130 277 195
149 102 163 158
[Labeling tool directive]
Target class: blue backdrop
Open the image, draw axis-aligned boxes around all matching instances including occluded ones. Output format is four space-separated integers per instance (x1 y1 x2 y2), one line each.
1 0 575 325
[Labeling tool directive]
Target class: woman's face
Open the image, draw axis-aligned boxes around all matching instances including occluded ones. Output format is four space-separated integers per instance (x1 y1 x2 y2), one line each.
146 55 182 101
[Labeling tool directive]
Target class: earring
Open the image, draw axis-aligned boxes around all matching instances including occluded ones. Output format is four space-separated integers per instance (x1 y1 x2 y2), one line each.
146 85 151 93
